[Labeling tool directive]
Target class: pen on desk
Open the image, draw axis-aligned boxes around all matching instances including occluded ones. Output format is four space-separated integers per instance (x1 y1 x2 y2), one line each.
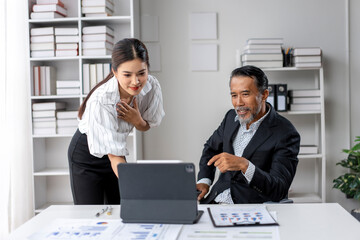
106 206 113 215
95 206 108 217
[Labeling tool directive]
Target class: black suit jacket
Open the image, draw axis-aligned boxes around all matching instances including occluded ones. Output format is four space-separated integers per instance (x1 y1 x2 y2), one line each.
198 104 300 203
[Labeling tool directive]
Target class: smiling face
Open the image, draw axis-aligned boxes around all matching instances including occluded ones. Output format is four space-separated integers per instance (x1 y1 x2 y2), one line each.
113 58 148 99
230 75 268 127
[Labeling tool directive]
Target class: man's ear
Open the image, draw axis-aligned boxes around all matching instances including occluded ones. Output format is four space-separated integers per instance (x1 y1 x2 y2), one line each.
262 89 269 101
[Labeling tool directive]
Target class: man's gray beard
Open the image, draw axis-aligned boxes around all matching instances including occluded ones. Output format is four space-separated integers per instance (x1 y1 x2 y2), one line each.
238 95 262 125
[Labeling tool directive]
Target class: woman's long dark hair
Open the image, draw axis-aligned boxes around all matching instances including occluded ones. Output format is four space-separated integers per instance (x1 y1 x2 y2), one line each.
78 38 150 119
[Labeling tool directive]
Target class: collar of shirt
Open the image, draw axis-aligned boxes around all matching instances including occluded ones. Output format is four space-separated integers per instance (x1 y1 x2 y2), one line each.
234 107 270 132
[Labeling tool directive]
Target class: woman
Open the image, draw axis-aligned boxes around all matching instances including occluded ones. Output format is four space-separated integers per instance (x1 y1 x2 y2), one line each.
68 38 165 205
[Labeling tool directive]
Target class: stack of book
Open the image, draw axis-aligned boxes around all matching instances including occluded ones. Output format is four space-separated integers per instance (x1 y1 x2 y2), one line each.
299 145 318 155
56 111 78 134
32 65 56 96
292 47 322 68
82 0 114 17
56 80 81 95
82 25 114 56
32 102 66 135
83 63 111 94
55 28 79 57
288 89 321 111
30 0 67 19
30 27 55 58
242 38 283 68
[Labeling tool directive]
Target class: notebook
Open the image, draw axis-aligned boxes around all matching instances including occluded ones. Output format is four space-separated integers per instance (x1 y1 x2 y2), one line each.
117 162 203 224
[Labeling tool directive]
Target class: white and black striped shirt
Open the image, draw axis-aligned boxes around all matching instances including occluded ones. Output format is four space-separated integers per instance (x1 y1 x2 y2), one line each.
78 75 165 158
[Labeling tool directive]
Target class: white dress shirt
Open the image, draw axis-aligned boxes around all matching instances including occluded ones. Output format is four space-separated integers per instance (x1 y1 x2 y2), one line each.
78 74 165 158
198 108 269 204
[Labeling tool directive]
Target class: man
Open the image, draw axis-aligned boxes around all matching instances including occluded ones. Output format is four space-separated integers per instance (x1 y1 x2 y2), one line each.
196 65 300 204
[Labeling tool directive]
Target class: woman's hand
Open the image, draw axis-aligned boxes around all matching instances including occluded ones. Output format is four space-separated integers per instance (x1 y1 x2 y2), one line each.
108 154 126 177
116 98 150 131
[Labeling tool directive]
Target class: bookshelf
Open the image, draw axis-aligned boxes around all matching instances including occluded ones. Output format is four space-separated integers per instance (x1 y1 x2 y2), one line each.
263 67 326 203
27 0 141 214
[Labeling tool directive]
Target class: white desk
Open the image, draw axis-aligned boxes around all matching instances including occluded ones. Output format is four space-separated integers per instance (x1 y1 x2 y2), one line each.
10 203 360 240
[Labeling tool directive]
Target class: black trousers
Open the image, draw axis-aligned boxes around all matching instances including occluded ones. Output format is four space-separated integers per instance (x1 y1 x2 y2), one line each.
68 129 120 205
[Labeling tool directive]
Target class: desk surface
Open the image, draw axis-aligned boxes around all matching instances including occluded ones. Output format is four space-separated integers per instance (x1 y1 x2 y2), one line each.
10 203 360 240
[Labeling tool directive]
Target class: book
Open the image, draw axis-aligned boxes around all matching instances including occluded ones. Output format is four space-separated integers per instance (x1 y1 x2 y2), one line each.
32 117 56 122
33 127 56 135
56 80 80 88
247 38 283 45
36 0 65 7
241 53 283 61
82 0 114 7
83 63 90 94
82 26 114 36
299 145 318 154
30 11 64 19
288 89 321 97
96 63 104 83
32 4 67 16
242 60 283 68
57 111 78 119
33 120 56 128
57 119 78 127
56 43 78 50
56 88 80 95
57 126 77 135
242 48 282 54
55 49 78 57
89 64 97 89
45 66 56 95
32 102 66 111
290 103 321 111
294 62 322 68
292 55 322 63
290 97 321 104
82 33 114 42
293 47 322 56
30 27 54 36
40 66 46 95
30 35 55 43
55 28 79 36
103 63 111 78
81 6 113 14
55 35 79 43
244 44 282 50
82 48 112 56
30 42 55 51
33 66 40 96
31 50 55 58
32 110 57 118
85 13 112 17
82 41 113 50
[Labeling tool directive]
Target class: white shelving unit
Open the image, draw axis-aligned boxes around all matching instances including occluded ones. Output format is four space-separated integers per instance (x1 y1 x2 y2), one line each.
27 0 141 214
264 67 326 203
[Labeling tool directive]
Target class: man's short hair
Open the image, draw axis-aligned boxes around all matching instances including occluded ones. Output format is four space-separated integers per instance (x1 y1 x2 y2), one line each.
230 65 269 93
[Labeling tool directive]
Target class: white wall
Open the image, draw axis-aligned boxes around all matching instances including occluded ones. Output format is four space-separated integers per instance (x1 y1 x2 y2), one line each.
140 0 360 211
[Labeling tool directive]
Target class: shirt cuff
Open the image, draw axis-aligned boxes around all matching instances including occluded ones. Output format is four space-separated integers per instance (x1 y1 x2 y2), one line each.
197 178 212 186
242 161 255 183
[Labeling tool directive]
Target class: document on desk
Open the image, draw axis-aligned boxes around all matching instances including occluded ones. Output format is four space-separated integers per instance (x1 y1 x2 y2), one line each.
27 218 182 240
178 211 280 240
208 205 278 227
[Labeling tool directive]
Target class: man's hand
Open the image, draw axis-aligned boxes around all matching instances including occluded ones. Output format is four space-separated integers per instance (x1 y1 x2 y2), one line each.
196 183 210 201
116 98 150 131
207 152 249 173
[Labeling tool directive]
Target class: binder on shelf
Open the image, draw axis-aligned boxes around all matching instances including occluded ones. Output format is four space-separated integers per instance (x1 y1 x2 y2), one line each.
276 84 287 111
267 84 276 109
